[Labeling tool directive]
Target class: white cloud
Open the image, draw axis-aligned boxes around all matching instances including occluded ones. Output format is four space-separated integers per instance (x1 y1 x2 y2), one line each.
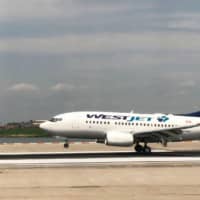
0 0 130 21
178 90 188 96
8 83 39 92
0 0 76 20
179 80 196 88
50 83 76 92
162 73 199 87
168 19 200 29
1 32 200 55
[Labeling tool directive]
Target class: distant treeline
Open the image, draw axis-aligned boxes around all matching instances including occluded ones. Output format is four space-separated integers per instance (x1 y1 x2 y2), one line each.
0 120 36 129
0 127 49 137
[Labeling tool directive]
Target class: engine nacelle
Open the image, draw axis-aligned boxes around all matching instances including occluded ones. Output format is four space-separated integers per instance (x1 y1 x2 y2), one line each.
105 131 134 147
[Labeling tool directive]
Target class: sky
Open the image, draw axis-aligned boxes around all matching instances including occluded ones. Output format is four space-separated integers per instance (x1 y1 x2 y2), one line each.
0 0 200 122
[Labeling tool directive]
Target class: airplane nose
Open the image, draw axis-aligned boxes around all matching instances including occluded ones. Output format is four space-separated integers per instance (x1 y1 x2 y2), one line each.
39 122 49 131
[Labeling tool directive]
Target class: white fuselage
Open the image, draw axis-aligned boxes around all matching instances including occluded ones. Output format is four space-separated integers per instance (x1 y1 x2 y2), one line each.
40 111 200 142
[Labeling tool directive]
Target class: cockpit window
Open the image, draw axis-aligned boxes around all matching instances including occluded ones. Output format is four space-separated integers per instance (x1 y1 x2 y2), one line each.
49 117 63 122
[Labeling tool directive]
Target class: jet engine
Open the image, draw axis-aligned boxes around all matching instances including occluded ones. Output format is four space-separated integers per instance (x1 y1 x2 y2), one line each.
105 131 134 147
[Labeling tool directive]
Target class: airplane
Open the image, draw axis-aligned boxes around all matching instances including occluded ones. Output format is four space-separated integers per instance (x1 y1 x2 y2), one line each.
39 111 200 153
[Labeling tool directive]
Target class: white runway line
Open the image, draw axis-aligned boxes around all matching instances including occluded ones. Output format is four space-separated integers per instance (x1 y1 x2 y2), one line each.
0 157 200 167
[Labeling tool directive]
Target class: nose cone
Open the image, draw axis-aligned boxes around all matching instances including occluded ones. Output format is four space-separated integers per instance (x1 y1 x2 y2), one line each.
39 121 49 132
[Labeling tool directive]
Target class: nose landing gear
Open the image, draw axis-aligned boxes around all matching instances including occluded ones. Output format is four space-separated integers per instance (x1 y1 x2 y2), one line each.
134 143 151 153
64 142 69 148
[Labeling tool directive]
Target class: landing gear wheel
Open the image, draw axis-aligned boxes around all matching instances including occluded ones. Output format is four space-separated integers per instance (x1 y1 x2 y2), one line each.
135 144 143 153
144 146 151 153
135 143 152 153
64 143 69 148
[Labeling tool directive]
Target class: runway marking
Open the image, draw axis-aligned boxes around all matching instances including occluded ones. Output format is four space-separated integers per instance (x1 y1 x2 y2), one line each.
0 151 200 167
0 157 200 167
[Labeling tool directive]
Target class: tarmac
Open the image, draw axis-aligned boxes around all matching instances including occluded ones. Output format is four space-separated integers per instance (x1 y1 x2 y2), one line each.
0 142 200 200
0 140 200 152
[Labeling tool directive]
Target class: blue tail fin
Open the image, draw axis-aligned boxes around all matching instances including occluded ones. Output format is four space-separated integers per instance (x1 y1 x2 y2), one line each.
180 111 200 117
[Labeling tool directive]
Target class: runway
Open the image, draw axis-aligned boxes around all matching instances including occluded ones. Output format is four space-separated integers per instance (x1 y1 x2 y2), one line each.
1 150 200 167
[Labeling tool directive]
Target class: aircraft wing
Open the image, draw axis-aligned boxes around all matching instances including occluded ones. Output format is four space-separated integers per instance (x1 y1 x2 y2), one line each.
133 123 200 144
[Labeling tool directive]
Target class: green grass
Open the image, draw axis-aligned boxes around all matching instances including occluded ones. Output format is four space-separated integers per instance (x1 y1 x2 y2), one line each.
0 127 49 137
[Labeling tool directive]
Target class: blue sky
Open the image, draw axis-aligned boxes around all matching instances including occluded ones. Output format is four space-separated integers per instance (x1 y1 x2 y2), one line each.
0 0 200 122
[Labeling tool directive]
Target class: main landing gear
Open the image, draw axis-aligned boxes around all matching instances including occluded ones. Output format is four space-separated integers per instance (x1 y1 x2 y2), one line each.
134 143 151 153
64 142 69 148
